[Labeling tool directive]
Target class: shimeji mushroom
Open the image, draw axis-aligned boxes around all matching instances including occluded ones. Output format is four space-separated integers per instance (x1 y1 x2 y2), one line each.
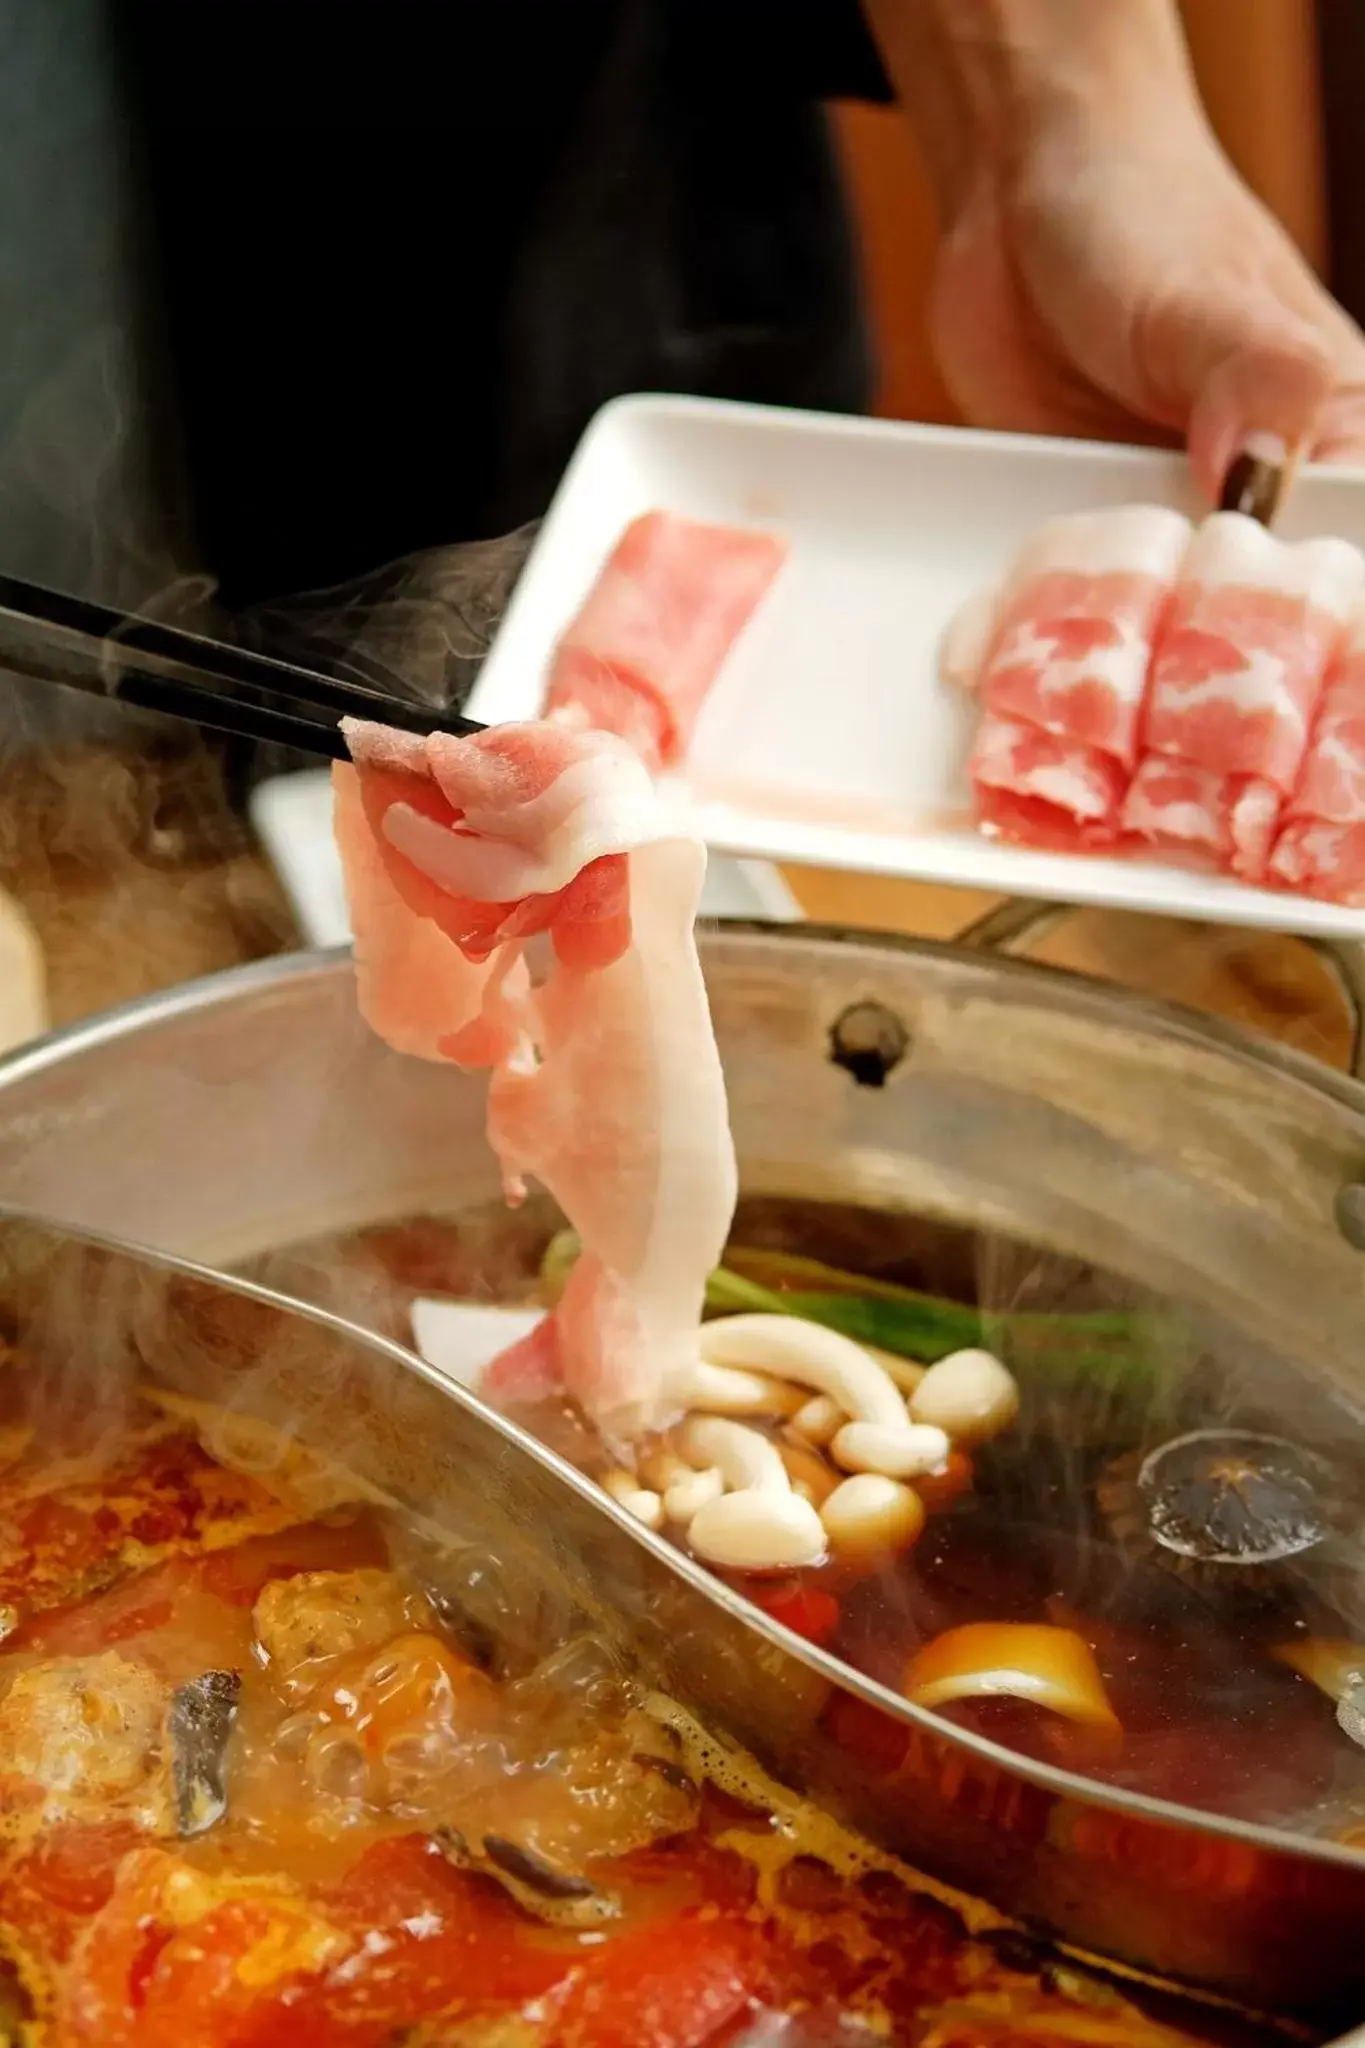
636 1443 727 1524
820 1474 925 1562
636 1445 696 1495
679 1415 826 1571
663 1466 726 1522
778 1437 839 1507
601 1470 665 1532
674 1358 806 1418
790 1394 843 1448
698 1316 950 1480
863 1346 926 1397
909 1349 1019 1445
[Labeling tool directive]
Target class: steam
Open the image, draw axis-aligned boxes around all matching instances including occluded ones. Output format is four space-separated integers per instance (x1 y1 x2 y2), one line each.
237 525 539 718
0 349 538 1021
0 160 548 1519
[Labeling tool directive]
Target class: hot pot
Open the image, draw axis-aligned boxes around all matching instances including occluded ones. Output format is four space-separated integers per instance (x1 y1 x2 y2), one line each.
3 907 1365 2027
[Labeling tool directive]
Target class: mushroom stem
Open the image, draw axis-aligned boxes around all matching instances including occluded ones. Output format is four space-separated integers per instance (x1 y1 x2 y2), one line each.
636 1446 695 1495
790 1395 843 1447
688 1488 827 1571
663 1466 725 1522
831 1421 950 1479
700 1316 909 1430
821 1475 925 1561
674 1359 805 1418
677 1415 790 1496
601 1471 665 1531
699 1316 948 1480
676 1415 826 1571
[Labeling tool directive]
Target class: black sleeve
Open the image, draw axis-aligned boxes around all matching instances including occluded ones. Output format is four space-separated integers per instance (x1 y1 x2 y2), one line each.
692 0 894 104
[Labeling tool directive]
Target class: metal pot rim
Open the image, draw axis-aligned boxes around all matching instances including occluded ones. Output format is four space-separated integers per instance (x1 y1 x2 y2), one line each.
3 920 1362 1120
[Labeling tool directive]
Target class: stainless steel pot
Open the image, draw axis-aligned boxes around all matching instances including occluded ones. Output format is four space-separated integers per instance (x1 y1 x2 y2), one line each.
3 914 1365 2024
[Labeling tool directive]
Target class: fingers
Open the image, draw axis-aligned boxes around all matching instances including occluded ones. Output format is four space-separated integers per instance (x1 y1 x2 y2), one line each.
1182 306 1336 506
1309 382 1365 471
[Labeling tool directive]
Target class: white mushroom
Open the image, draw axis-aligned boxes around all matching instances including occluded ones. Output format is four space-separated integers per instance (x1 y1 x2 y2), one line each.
820 1475 925 1561
677 1415 790 1495
790 1394 843 1447
909 1349 1019 1445
636 1440 724 1525
663 1466 725 1522
688 1489 827 1572
674 1359 805 1418
636 1446 695 1495
601 1470 665 1532
864 1346 926 1397
777 1438 839 1507
831 1420 950 1479
700 1317 940 1480
678 1416 826 1572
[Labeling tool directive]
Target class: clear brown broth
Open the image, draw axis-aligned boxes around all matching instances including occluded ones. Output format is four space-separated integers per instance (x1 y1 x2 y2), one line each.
247 1198 1365 1850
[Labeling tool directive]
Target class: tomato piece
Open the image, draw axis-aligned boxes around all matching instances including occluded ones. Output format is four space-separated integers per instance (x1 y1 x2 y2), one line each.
19 1496 105 1574
13 1556 198 1656
322 1834 572 2014
550 1910 766 2048
0 1821 141 1964
61 1833 579 2048
13 1821 140 1918
753 1581 840 1647
141 1899 330 2048
59 1850 345 2048
610 1826 759 1916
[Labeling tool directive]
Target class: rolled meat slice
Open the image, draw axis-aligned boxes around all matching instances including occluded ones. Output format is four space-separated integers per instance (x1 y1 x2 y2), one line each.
1121 515 1365 879
544 512 787 772
1268 606 1365 903
333 717 737 1442
962 506 1190 849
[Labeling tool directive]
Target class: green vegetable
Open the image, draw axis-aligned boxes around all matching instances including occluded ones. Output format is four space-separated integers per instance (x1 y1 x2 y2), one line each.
538 1229 1156 1422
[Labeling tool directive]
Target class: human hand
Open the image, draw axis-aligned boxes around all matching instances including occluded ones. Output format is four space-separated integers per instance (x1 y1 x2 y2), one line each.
927 90 1365 504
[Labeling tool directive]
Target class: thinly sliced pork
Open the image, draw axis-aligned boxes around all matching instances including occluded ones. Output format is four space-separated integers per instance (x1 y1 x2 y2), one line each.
1122 514 1363 877
959 506 1190 850
544 512 787 770
334 717 736 1440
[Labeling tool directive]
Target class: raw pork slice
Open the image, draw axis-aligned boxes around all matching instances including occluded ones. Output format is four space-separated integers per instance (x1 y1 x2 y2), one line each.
961 506 1190 848
334 717 737 1441
1121 514 1364 878
544 512 786 771
1268 607 1365 902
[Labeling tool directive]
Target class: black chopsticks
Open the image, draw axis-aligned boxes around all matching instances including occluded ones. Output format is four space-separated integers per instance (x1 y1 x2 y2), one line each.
0 571 484 762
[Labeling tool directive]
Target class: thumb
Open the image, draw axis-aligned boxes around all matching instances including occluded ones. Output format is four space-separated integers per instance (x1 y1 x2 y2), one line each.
1173 297 1334 507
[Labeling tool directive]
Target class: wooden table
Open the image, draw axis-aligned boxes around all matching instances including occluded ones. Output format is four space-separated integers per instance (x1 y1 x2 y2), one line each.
0 741 1352 1077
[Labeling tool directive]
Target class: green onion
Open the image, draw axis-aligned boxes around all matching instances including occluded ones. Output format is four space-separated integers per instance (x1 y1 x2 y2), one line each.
538 1229 1157 1422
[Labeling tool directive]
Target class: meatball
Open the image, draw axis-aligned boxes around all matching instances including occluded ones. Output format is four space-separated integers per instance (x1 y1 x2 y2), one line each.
0 1652 165 1799
253 1569 410 1678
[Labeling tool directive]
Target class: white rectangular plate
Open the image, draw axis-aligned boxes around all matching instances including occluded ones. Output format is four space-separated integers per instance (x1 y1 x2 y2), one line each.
466 393 1365 940
249 769 799 951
